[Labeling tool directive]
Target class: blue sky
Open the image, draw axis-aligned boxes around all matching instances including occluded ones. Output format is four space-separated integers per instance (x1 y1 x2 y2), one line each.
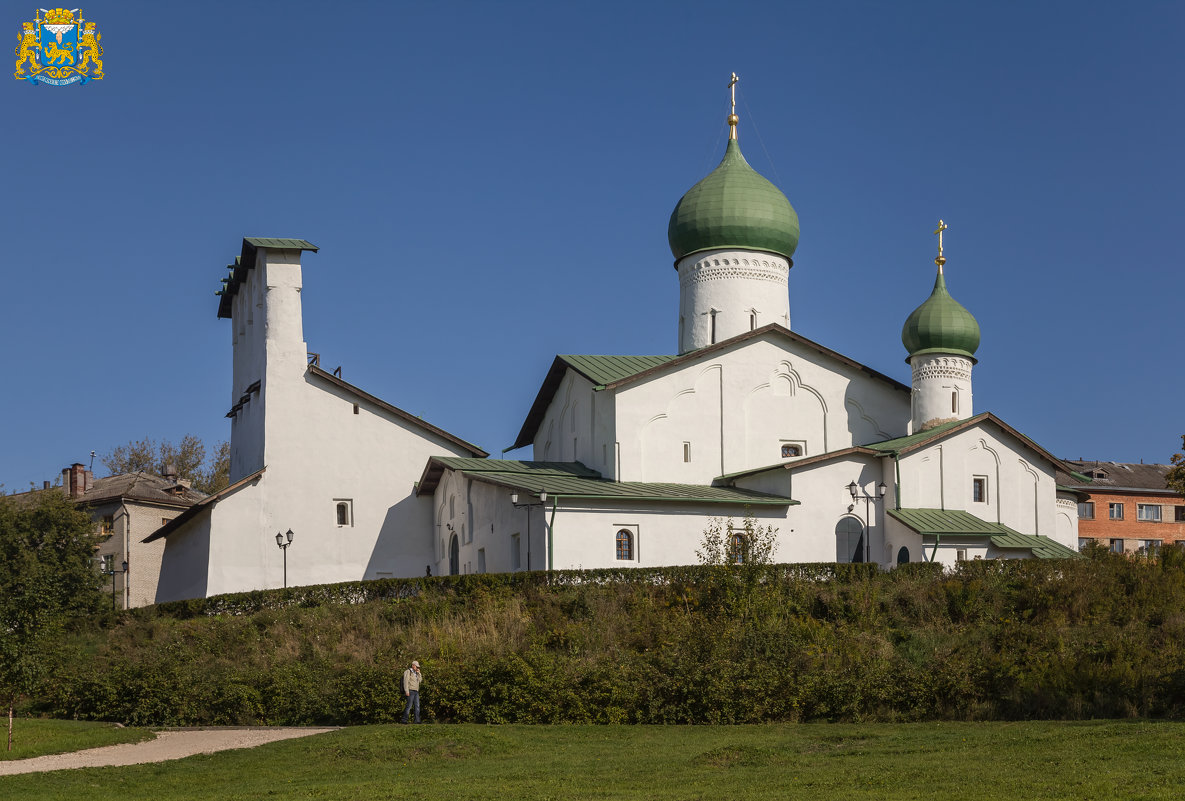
2 0 1182 491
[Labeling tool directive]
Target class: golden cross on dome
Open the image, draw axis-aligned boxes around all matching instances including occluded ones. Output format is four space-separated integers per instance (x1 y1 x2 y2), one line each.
933 219 948 271
727 73 740 140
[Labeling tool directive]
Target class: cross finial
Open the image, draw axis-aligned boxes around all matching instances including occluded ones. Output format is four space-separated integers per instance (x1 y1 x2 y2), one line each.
933 219 948 272
727 72 740 140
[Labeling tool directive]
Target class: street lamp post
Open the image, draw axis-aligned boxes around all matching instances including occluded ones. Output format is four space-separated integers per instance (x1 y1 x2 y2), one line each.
847 480 888 564
275 529 294 588
510 491 547 571
106 559 128 611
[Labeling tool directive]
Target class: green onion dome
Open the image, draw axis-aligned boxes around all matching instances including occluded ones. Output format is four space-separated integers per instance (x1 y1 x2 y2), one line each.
901 271 981 361
668 139 800 263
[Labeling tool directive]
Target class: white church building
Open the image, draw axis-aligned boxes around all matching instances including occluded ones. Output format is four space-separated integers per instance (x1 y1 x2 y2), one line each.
149 91 1078 602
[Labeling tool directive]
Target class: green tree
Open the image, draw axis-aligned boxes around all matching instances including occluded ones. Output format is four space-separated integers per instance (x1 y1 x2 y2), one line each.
0 490 102 750
1167 435 1185 496
696 511 779 566
101 434 230 495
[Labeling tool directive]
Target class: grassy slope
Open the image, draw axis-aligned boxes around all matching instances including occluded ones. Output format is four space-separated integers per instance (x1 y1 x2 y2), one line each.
3 721 1184 800
1 719 152 761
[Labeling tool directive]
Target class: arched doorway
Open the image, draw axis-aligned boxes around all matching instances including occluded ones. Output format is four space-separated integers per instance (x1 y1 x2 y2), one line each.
835 517 864 563
448 534 459 576
897 546 910 565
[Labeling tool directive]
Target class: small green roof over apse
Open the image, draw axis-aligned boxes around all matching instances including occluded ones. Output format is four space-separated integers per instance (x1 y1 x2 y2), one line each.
667 138 800 263
901 270 981 361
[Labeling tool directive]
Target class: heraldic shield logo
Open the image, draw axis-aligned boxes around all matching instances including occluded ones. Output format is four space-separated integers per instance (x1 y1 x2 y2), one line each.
14 8 103 85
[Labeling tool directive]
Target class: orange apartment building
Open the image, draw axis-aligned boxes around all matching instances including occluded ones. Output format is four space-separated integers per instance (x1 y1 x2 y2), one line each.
1065 460 1185 553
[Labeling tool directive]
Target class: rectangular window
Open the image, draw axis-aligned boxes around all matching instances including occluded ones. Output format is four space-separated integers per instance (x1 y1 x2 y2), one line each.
1110 538 1124 554
1109 503 1124 520
1177 506 1185 522
1141 539 1161 553
1078 502 1094 519
683 442 691 462
100 515 114 534
162 517 169 527
334 499 354 527
1078 538 1092 552
1138 504 1162 522
972 477 987 504
477 548 486 574
956 549 967 562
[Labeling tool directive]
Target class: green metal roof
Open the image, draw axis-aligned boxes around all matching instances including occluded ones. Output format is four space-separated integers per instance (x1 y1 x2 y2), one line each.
428 459 795 505
863 415 984 453
901 270 980 360
558 355 677 388
242 237 319 252
668 138 799 263
888 508 1080 559
989 531 1081 559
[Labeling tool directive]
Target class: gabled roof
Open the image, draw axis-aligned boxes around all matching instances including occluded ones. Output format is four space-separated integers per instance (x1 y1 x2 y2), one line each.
142 468 265 543
308 366 487 457
715 446 881 484
1062 460 1180 495
862 412 1074 474
513 324 909 450
217 237 319 319
416 458 796 506
76 472 207 508
888 508 1079 559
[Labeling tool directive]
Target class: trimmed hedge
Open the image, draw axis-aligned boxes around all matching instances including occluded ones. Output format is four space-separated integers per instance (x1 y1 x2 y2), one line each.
31 552 1185 725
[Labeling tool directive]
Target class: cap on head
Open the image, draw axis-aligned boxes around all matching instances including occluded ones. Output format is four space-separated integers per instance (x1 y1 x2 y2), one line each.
411 660 420 668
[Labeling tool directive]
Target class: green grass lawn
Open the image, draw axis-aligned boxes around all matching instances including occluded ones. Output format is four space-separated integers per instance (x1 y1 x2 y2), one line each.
3 721 1184 800
1 718 153 761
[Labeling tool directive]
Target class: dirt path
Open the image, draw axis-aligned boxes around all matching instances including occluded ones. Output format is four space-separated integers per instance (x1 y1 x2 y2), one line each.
0 727 340 776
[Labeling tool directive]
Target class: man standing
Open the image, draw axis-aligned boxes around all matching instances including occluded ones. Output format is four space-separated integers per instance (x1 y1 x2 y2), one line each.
402 660 423 724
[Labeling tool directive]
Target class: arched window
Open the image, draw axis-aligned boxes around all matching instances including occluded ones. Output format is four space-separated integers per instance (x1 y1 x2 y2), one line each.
336 502 350 526
616 529 633 561
835 517 865 563
730 532 746 564
749 312 756 331
897 546 910 565
448 534 460 576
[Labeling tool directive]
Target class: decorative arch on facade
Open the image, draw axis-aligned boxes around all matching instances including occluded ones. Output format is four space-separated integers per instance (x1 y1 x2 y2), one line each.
744 361 827 466
448 534 459 576
639 364 723 481
844 396 892 442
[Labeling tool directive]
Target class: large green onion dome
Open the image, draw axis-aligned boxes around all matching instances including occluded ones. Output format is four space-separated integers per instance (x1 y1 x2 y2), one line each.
667 138 800 263
901 271 981 361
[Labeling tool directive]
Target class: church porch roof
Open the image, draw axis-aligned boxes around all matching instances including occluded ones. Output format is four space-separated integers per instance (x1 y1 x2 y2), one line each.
416 458 796 506
888 508 1080 559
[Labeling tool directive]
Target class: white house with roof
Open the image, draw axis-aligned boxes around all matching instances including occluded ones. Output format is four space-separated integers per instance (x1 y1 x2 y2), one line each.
148 239 487 602
148 86 1079 603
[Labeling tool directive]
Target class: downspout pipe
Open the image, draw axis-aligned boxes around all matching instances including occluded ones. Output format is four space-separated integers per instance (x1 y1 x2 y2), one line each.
547 495 559 572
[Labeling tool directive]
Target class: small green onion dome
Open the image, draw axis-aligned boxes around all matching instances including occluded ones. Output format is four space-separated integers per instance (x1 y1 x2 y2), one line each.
668 139 800 263
901 271 981 361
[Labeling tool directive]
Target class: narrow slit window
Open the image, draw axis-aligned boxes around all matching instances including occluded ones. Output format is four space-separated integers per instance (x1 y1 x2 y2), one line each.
683 442 691 462
749 312 756 331
335 500 353 527
952 391 958 414
710 311 717 344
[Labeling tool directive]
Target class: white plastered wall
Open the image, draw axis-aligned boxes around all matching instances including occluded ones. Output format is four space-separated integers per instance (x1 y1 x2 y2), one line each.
608 333 909 484
677 249 791 353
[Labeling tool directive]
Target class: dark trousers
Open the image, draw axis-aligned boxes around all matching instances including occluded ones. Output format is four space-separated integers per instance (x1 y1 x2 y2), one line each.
402 690 420 723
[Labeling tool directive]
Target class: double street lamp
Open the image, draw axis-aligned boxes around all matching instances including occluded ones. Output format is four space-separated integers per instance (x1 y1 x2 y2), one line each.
275 529 294 588
105 559 128 611
847 480 888 564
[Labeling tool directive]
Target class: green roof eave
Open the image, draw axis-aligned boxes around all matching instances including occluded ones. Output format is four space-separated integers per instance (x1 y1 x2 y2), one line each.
888 508 1081 559
417 458 795 506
